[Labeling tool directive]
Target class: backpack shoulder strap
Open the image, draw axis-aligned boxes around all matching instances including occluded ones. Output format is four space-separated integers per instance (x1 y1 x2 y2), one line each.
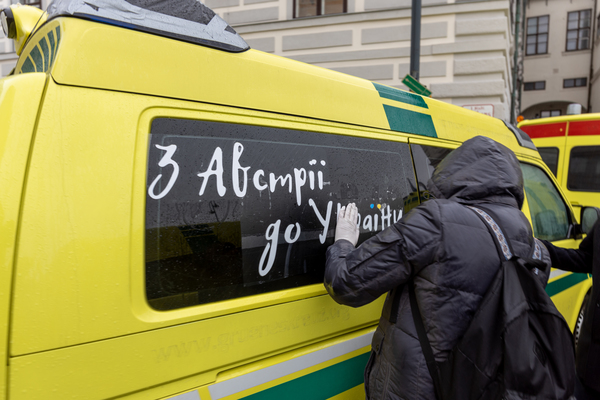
408 279 444 400
467 206 542 263
466 206 513 261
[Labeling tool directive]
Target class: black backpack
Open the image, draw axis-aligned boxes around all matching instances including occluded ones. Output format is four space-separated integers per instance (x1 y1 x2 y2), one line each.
408 205 577 400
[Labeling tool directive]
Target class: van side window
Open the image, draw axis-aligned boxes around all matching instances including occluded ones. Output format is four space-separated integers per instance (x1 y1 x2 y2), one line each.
145 119 415 310
409 144 452 209
520 163 570 241
568 146 600 192
537 147 559 177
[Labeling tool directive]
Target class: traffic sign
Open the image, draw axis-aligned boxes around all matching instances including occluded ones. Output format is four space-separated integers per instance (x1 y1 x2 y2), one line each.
402 74 432 97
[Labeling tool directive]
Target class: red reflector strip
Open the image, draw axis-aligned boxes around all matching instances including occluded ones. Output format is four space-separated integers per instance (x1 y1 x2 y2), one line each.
520 122 567 138
568 120 600 136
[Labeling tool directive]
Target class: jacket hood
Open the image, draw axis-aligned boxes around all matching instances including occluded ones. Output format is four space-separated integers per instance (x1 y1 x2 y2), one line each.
428 136 524 208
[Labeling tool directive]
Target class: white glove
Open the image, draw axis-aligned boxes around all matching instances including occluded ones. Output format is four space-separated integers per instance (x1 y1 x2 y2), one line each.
335 203 359 246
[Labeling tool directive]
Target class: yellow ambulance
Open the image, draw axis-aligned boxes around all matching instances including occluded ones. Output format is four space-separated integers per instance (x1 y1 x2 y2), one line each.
518 114 600 232
0 1 592 399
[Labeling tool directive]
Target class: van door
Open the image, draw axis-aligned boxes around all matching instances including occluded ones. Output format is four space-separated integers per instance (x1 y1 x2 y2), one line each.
10 81 419 399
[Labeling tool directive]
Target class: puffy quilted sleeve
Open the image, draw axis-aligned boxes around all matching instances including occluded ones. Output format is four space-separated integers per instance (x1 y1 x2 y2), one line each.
324 200 443 307
540 234 593 275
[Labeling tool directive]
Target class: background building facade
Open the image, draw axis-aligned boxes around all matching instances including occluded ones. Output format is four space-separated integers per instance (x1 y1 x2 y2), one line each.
521 0 598 119
208 0 522 121
0 0 523 121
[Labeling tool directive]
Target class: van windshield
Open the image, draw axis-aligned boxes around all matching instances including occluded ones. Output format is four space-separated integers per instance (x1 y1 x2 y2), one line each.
521 163 570 241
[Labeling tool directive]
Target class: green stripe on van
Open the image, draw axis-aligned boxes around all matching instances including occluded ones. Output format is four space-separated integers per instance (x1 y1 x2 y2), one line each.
241 352 370 400
546 272 589 297
383 104 437 138
373 82 428 109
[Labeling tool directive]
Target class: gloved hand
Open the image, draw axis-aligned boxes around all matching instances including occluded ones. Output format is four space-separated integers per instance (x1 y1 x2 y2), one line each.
335 203 359 246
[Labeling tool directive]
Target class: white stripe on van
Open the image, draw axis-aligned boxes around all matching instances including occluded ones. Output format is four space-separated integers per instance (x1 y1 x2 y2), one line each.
208 332 374 400
168 390 201 400
550 269 570 280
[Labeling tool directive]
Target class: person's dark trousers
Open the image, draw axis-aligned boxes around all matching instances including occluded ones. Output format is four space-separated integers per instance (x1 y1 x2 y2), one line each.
576 376 600 400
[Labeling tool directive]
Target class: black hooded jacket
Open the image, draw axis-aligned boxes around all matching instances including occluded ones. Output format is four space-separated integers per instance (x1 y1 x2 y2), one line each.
324 136 551 400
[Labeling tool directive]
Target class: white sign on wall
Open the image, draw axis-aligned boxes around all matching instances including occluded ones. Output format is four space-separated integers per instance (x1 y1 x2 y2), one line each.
463 104 494 117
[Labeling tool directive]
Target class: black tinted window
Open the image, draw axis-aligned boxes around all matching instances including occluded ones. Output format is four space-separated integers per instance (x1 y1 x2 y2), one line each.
146 119 415 310
538 147 559 176
568 146 600 191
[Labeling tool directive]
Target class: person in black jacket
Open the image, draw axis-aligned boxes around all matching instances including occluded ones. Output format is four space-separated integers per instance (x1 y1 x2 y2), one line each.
324 136 553 400
542 220 600 400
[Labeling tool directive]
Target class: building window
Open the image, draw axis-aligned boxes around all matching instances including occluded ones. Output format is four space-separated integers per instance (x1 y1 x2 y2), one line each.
540 110 561 118
526 16 549 55
567 9 591 51
23 0 42 8
524 81 546 91
294 0 346 18
564 78 587 88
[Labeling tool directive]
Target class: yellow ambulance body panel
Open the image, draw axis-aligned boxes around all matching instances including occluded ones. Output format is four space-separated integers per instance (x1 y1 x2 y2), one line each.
0 4 590 399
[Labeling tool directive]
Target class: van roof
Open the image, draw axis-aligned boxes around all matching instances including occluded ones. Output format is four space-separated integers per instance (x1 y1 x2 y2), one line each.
46 0 249 52
519 113 600 126
17 9 538 157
